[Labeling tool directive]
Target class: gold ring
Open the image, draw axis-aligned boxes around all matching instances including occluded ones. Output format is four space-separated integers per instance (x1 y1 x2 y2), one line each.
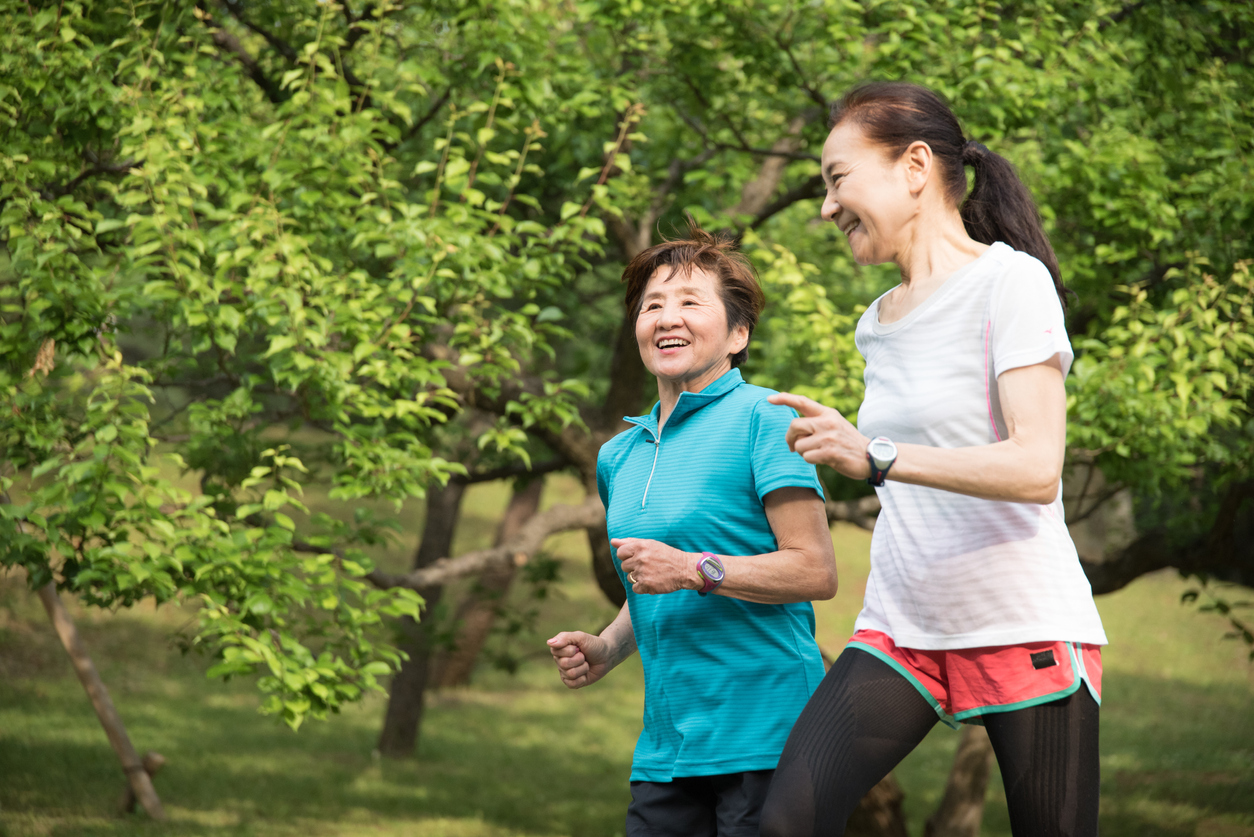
628 571 638 584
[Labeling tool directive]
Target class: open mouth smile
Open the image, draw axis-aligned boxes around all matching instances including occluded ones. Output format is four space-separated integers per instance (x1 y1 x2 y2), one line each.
840 218 861 236
656 337 690 350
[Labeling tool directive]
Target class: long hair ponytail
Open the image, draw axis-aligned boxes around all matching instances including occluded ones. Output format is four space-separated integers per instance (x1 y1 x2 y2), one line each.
831 82 1066 308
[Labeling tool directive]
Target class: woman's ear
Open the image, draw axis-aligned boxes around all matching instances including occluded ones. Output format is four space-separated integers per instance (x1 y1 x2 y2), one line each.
729 323 750 357
902 140 933 194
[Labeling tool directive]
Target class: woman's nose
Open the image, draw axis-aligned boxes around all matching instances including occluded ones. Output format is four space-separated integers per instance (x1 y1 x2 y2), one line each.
820 191 839 222
658 300 683 327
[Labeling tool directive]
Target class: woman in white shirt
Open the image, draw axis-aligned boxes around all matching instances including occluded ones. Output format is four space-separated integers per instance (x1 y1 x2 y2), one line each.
760 82 1105 837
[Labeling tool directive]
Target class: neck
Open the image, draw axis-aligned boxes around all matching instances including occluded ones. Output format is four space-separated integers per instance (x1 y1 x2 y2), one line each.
656 361 733 430
895 207 988 289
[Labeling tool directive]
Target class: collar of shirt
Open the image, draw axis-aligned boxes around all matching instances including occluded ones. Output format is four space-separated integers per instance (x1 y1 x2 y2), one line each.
623 367 746 437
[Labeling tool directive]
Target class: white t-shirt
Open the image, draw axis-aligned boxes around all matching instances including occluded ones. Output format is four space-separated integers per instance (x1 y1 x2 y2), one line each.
854 242 1108 650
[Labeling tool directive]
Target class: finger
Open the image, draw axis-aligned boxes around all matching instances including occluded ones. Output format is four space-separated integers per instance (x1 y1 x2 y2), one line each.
557 653 587 671
561 667 589 685
549 643 582 659
784 417 816 451
547 631 583 648
801 449 833 465
768 391 829 418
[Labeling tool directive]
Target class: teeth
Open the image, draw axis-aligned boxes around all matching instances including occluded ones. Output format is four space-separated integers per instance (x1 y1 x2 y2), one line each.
658 339 689 349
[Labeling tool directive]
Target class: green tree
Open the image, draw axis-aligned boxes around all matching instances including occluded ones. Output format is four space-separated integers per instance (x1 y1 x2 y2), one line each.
3 0 1252 830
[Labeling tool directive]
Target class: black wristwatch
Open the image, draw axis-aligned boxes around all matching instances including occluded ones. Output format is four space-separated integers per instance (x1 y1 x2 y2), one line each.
866 436 898 487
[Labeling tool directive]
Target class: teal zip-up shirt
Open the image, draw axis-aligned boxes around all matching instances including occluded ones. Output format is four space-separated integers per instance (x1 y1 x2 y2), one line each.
596 368 827 781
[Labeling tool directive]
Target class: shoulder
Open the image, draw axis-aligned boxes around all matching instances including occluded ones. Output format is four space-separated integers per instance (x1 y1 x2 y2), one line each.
728 381 789 415
983 245 1062 318
730 382 807 438
988 244 1053 291
597 424 643 471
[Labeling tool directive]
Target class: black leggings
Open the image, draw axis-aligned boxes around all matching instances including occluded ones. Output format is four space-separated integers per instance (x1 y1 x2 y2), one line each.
760 647 1100 837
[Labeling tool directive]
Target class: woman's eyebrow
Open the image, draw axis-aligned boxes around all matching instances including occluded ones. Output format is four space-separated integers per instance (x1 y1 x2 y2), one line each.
642 285 706 301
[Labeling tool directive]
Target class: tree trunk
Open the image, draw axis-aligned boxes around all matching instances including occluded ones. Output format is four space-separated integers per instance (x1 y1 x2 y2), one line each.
846 773 909 837
376 481 466 758
587 522 627 607
433 478 545 688
924 725 996 837
36 582 166 820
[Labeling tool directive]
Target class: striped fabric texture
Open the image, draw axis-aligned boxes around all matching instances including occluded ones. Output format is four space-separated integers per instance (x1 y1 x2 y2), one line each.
597 368 827 781
854 242 1108 651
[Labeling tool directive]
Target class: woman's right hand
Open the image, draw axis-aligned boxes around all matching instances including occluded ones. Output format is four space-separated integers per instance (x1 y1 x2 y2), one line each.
547 631 614 689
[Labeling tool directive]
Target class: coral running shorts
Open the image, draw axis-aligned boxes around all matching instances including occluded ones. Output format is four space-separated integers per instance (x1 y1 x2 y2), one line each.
847 628 1103 728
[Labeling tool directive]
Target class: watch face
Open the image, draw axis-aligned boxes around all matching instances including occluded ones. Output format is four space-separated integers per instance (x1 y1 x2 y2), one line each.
868 437 897 468
699 556 725 582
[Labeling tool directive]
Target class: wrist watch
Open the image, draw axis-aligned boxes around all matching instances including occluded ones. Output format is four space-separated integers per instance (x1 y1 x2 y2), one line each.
866 436 898 487
695 552 725 596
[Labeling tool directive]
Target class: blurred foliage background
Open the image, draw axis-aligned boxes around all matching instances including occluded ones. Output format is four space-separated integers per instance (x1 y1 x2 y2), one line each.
0 0 1252 832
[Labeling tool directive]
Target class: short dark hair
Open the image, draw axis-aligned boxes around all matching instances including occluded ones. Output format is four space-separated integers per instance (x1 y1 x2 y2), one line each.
621 221 766 368
831 81 1067 308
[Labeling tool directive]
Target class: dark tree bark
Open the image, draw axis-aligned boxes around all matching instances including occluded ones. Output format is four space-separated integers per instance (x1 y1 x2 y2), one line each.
587 521 628 608
924 725 996 837
846 773 909 837
376 481 466 758
433 479 545 688
1080 478 1254 594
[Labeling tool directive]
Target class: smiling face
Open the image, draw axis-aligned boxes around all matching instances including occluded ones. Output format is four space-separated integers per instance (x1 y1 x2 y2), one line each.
635 265 749 392
819 121 920 266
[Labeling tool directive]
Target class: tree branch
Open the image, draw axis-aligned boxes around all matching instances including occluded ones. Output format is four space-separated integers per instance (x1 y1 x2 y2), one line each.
747 173 824 230
197 7 287 104
451 458 569 485
1080 479 1254 594
773 32 829 111
401 88 452 145
727 115 810 222
220 0 298 63
366 495 606 590
825 495 881 531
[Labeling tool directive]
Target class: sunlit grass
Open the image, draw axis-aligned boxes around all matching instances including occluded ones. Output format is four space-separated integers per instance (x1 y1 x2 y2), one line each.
1 477 1251 836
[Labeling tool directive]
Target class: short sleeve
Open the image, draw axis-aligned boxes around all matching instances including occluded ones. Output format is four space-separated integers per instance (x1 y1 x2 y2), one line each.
749 398 826 503
991 255 1074 377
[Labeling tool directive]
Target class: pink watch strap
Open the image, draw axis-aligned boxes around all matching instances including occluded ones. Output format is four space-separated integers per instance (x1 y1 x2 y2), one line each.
697 552 722 595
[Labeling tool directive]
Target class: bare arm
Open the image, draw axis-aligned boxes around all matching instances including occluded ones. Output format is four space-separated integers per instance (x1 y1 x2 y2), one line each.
614 486 838 604
546 602 636 689
769 358 1067 504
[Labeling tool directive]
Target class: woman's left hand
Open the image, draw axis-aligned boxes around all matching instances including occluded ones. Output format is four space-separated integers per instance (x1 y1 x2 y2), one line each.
612 538 701 595
768 392 872 480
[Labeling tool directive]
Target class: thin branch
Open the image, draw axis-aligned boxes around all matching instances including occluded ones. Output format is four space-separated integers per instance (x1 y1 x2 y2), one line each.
712 143 818 162
197 6 288 104
451 458 569 485
366 495 606 590
220 0 298 63
401 87 452 145
773 31 829 111
47 158 138 199
747 173 824 230
1065 483 1126 527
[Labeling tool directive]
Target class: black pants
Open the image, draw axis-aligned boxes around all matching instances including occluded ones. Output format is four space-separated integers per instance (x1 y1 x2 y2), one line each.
760 647 1101 837
626 770 774 837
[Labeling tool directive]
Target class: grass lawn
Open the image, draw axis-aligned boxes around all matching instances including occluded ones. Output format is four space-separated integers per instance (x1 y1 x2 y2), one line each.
1 475 1251 836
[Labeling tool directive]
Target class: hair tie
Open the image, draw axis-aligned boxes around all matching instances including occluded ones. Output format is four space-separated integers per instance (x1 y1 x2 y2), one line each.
964 140 989 160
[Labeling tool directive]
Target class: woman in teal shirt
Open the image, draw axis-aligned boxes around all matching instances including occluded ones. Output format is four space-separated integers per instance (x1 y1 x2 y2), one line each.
547 225 838 837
